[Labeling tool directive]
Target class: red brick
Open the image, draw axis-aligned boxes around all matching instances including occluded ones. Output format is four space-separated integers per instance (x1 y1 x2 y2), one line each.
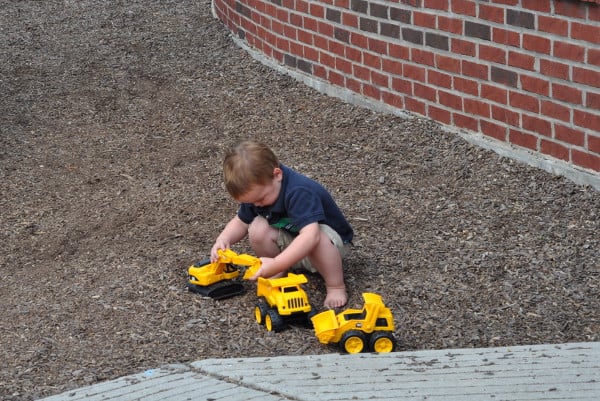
336 57 352 74
429 105 452 124
462 60 488 80
428 70 452 89
303 16 318 31
371 70 389 87
309 2 325 18
342 11 359 28
453 76 479 96
392 77 412 95
382 90 404 109
436 54 461 73
328 70 345 86
552 83 583 105
411 48 435 66
318 21 334 36
437 16 463 34
510 130 538 150
508 50 535 71
313 64 327 80
493 27 520 47
314 35 328 51
554 1 587 19
382 58 402 75
538 15 569 36
404 64 426 81
541 100 571 123
589 134 600 153
540 59 570 81
464 97 491 118
368 37 388 54
414 11 436 28
354 64 370 81
574 109 600 131
297 29 311 44
572 22 600 45
554 123 585 147
320 51 335 68
364 52 382 69
479 4 504 23
454 112 479 131
480 43 506 64
510 91 540 113
522 0 551 12
492 105 520 127
451 0 476 17
389 43 410 60
424 0 448 11
363 83 381 100
589 48 600 67
572 150 600 172
350 32 368 48
481 83 507 104
523 34 551 55
346 76 362 93
573 67 600 89
414 82 437 102
345 46 361 62
540 139 569 161
405 97 426 115
521 74 550 97
523 114 552 136
451 38 476 56
553 41 585 63
481 120 508 141
438 89 462 110
587 91 600 111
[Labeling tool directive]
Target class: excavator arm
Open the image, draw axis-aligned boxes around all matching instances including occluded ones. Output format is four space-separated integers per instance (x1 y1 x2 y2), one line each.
186 249 261 299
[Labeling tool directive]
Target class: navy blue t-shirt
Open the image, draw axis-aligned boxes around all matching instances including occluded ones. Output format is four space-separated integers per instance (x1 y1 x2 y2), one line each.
237 164 353 243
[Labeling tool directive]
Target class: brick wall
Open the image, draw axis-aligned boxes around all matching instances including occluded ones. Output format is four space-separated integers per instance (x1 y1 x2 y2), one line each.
213 0 600 184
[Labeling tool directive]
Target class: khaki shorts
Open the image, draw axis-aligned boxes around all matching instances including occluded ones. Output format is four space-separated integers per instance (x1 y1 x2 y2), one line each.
277 224 350 273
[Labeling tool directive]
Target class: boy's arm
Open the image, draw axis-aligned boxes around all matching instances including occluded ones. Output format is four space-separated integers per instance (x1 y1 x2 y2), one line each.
251 222 320 278
211 215 249 261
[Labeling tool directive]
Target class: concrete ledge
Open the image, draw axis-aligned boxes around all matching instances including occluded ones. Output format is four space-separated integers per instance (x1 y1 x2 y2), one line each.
40 342 600 401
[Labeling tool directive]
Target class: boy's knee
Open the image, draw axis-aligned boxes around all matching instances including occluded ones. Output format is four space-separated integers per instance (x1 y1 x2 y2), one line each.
248 216 276 242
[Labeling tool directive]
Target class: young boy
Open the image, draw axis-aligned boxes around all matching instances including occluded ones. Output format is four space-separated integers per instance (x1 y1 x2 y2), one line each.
210 140 353 309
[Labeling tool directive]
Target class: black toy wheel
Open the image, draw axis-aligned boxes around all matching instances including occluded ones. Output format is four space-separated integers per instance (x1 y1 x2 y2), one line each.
255 301 269 325
369 331 396 353
340 330 366 354
265 309 284 332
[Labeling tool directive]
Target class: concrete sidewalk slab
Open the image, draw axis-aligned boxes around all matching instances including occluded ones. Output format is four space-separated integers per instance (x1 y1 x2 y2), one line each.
39 342 600 401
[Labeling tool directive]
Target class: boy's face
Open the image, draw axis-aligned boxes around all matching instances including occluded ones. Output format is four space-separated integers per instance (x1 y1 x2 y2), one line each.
235 167 282 207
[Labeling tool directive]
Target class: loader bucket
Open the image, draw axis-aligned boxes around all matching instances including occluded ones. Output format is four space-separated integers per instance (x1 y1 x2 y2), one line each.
311 310 339 344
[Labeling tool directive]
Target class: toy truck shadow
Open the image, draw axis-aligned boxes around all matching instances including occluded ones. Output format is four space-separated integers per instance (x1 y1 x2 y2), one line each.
311 292 396 353
254 273 316 332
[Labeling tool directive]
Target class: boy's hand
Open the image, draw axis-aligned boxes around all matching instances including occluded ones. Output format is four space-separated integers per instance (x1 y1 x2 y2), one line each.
210 239 230 262
249 257 277 280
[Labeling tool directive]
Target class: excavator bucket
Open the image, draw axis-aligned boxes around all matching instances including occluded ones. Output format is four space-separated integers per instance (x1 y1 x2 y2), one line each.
186 280 246 300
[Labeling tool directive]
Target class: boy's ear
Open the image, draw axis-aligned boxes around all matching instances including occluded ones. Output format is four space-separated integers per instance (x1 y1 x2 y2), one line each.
273 167 283 180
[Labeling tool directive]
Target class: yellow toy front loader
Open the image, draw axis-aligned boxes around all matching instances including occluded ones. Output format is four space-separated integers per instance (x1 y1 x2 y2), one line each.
187 249 261 299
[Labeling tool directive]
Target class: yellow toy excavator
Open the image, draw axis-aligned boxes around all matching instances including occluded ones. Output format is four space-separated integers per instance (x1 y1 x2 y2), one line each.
187 249 261 299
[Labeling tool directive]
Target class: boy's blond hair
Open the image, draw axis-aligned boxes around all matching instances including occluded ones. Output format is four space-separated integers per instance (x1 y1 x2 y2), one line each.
223 141 279 199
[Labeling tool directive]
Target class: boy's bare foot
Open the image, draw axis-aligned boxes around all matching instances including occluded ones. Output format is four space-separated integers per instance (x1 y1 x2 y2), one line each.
324 286 347 309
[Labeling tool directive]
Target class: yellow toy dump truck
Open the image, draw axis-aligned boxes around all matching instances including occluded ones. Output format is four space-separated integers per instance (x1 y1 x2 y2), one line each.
187 249 261 299
311 292 396 353
254 273 315 332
